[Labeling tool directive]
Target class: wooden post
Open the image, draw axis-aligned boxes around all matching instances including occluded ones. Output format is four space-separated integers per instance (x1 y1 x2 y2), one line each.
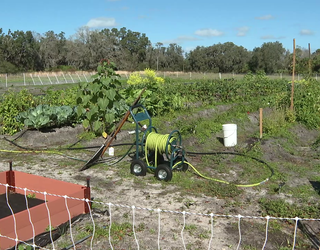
290 39 296 111
308 43 311 75
259 108 263 139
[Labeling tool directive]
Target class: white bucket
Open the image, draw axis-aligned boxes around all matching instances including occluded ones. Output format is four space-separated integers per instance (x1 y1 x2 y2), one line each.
222 124 237 147
108 147 114 156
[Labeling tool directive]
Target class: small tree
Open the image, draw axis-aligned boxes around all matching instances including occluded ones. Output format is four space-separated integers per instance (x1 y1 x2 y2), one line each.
76 59 124 135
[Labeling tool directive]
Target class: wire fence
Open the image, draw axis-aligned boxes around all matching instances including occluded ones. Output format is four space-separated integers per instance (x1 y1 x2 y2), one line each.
0 71 319 88
0 181 319 250
0 72 95 88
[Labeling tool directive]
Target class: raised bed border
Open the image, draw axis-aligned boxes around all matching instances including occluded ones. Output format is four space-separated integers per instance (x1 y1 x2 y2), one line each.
0 164 90 249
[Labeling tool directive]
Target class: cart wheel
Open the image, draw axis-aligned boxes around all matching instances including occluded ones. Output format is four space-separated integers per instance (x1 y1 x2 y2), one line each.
130 159 147 176
155 164 172 181
173 156 189 172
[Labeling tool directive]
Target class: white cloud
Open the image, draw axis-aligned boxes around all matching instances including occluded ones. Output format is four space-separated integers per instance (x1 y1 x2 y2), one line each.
300 29 314 35
162 36 200 44
195 28 224 37
86 17 117 28
261 35 286 40
237 26 249 37
255 15 275 20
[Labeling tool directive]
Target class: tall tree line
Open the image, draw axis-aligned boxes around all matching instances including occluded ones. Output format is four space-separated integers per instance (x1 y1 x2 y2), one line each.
0 27 319 74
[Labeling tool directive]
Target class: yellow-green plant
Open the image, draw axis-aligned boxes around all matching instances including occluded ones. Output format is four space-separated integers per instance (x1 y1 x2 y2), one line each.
127 68 164 85
143 68 164 84
127 71 143 85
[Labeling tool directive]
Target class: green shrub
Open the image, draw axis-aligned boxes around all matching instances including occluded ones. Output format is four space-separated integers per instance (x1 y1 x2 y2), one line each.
127 68 164 85
76 59 126 135
263 108 289 136
0 89 38 135
16 105 80 130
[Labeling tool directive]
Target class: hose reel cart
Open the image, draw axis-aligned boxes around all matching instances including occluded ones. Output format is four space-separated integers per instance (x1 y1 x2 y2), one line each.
129 104 188 181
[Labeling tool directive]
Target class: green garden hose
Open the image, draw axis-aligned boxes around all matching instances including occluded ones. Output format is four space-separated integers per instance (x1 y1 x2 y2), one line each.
0 137 273 187
144 132 176 166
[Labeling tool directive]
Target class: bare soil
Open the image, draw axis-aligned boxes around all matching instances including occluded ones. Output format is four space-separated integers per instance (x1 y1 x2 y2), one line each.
1 108 320 249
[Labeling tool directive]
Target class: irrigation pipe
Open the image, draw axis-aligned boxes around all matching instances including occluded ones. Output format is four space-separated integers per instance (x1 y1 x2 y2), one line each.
181 151 274 187
0 137 274 187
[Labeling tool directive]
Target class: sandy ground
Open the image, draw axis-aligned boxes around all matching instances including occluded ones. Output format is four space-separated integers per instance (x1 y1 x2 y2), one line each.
1 111 320 249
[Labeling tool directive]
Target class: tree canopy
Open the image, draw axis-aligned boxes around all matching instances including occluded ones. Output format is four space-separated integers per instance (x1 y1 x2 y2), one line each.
0 27 319 74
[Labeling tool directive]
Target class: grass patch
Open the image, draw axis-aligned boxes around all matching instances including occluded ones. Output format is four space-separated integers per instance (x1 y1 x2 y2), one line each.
259 198 320 218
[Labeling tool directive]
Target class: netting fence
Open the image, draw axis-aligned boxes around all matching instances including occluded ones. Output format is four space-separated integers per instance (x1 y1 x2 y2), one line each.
1 181 320 250
0 71 319 88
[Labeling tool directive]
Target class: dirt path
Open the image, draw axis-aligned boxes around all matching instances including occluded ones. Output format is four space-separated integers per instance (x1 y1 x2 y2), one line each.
1 115 320 249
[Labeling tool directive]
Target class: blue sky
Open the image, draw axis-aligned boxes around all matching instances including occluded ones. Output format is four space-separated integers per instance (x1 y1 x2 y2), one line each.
1 0 319 53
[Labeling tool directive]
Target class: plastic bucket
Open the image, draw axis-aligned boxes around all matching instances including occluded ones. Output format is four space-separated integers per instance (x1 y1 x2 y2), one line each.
108 147 114 156
222 124 237 147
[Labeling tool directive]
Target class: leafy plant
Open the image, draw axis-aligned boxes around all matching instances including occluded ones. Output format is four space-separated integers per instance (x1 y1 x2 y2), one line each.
127 68 164 85
0 89 39 135
259 198 320 218
17 244 33 250
40 86 78 106
262 108 289 136
27 193 36 199
16 105 79 130
76 59 124 135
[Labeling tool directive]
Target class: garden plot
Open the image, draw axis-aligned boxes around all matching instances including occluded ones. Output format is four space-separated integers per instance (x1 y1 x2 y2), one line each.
1 107 320 249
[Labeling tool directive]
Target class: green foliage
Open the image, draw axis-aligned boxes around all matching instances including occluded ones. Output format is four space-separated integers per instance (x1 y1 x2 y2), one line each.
292 79 320 128
262 109 290 136
127 68 165 85
85 222 134 240
40 86 78 106
76 60 125 135
0 89 38 134
16 105 79 130
124 78 185 117
18 244 33 250
0 61 20 73
259 198 320 218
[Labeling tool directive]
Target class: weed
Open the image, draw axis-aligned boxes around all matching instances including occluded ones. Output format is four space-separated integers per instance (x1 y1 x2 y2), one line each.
185 224 197 235
18 244 33 250
27 193 36 199
259 198 320 218
137 223 146 232
262 108 291 137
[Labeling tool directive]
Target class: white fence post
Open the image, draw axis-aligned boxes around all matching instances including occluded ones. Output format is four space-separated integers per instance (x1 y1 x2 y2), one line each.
189 72 191 80
30 74 36 85
47 74 53 84
5 74 7 88
83 73 88 82
23 73 26 86
37 75 43 85
54 74 59 84
62 73 67 83
69 73 75 83
76 73 82 82
219 73 222 79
